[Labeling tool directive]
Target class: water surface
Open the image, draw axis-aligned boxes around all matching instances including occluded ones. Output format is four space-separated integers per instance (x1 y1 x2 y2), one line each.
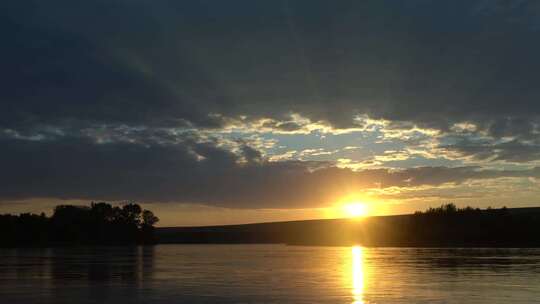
1 245 539 303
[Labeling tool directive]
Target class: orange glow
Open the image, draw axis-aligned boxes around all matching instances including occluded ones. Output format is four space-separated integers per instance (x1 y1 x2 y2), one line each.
343 202 368 218
329 193 380 219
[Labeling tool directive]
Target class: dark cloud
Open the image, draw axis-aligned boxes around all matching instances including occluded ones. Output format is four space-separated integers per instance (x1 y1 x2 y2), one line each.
3 0 540 208
261 121 304 133
239 144 263 163
441 137 540 163
1 134 538 208
2 0 540 134
487 117 538 140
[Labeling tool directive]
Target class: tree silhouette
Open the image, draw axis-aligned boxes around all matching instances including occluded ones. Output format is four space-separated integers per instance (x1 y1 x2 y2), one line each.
0 202 159 247
142 210 159 227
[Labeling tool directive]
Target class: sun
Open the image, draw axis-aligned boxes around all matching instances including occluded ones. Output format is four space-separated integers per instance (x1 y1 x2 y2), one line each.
343 202 369 218
328 195 376 219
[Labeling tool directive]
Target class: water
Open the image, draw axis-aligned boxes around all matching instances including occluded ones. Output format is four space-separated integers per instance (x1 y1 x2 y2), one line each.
1 245 540 303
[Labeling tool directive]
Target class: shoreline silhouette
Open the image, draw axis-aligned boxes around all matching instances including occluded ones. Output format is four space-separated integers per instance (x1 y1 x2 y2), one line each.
2 203 540 248
157 204 540 247
0 202 159 247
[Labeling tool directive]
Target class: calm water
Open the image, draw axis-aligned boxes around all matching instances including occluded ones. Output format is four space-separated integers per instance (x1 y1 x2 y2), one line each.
1 245 540 303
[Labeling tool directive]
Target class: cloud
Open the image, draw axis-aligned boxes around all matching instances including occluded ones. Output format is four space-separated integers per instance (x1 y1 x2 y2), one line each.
2 0 540 137
1 132 539 208
439 137 540 163
3 0 540 211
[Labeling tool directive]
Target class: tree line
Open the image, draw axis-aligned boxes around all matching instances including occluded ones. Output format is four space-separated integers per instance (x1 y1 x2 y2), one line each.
0 202 159 247
414 203 509 215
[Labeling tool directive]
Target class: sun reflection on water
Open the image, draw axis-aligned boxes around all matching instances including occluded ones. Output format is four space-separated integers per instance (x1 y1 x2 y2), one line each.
351 246 365 304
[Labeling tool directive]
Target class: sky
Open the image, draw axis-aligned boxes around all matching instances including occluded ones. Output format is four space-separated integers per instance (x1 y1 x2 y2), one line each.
2 0 540 226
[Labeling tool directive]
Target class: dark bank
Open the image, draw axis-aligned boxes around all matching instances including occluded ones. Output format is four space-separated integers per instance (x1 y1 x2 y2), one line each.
0 202 159 247
158 204 540 247
2 203 540 248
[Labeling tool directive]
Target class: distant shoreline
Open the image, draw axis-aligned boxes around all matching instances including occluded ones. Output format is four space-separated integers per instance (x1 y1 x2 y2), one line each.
2 206 539 248
157 206 540 247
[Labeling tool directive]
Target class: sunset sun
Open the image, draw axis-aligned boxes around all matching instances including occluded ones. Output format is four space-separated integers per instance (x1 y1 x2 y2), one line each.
343 202 369 218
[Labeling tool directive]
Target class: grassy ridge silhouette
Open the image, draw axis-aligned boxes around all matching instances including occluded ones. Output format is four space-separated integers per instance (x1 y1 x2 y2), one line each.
158 204 540 247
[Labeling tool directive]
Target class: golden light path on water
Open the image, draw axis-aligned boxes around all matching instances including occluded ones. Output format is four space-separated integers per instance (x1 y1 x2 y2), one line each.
351 246 365 304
